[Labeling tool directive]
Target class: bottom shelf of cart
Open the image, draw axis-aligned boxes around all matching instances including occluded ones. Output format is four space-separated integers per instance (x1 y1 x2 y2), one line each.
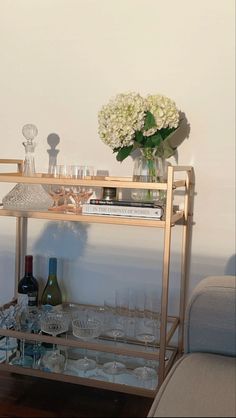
0 346 178 398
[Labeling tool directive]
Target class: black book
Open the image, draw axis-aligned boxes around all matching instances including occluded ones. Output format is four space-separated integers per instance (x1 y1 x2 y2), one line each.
89 199 161 208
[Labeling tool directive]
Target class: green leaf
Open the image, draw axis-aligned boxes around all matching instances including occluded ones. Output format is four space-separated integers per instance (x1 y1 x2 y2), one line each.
160 126 177 140
144 136 155 147
143 111 156 131
135 131 144 144
116 145 133 161
149 133 163 147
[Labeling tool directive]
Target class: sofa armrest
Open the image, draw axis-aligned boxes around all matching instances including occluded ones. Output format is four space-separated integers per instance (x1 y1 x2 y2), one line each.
184 275 236 356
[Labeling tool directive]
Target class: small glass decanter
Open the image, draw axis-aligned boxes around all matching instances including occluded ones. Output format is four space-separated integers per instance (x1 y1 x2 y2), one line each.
2 124 53 211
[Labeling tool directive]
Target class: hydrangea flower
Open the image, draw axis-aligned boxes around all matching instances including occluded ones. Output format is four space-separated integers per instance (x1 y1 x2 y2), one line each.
98 92 145 149
98 92 181 161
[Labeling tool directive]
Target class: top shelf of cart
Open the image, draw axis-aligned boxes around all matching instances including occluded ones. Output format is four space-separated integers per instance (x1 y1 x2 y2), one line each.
0 160 192 190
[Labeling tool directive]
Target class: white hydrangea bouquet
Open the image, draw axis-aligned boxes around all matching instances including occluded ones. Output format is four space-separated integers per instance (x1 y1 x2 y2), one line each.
98 92 180 162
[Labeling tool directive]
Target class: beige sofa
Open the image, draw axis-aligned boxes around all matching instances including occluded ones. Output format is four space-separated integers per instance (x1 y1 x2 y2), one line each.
148 275 236 417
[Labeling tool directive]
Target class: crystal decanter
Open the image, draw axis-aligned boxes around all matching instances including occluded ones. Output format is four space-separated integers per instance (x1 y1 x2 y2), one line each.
2 124 53 210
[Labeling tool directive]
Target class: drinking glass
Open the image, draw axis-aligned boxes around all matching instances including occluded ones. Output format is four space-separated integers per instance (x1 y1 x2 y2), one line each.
69 165 94 213
47 165 66 210
72 314 102 371
40 312 69 372
57 164 73 211
23 308 45 369
133 289 160 380
10 308 35 368
103 292 127 375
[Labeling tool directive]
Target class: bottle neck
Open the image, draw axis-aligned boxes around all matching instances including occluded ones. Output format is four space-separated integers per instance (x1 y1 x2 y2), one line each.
23 140 36 176
24 255 33 275
49 258 57 276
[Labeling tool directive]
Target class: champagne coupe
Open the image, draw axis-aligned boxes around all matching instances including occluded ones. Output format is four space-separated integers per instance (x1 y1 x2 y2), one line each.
47 164 73 211
47 165 65 210
40 312 69 372
57 164 73 211
69 165 94 213
72 315 102 371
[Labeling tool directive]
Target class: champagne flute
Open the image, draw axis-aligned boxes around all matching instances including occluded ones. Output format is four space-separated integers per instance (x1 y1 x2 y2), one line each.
11 307 35 368
103 292 127 375
133 289 160 380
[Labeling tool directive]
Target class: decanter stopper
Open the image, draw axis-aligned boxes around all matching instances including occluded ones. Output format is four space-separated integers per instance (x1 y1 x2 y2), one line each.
22 124 38 143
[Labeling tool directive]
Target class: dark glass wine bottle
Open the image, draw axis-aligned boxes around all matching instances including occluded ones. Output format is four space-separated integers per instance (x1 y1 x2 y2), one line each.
41 257 62 307
18 255 38 307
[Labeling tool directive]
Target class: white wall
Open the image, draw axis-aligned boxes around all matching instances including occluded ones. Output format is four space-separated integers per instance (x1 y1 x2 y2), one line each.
0 0 235 308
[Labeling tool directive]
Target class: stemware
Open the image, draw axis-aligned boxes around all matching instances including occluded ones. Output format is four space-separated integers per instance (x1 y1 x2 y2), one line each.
40 312 69 373
47 165 66 210
69 165 94 213
103 293 127 375
10 307 37 368
72 314 102 371
133 290 160 380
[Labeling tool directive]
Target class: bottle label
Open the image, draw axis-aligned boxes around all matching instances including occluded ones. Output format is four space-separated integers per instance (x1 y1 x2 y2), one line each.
28 291 38 306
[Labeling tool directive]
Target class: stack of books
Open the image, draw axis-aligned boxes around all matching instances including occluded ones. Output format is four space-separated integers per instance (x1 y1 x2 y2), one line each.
82 199 164 219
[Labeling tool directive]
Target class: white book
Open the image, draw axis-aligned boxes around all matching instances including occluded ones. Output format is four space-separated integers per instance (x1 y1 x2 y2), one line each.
82 203 163 219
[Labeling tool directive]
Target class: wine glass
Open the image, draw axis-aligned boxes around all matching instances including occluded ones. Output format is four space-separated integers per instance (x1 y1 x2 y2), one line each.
69 165 94 213
40 312 69 372
47 165 66 210
103 293 127 375
133 290 160 380
23 308 45 369
10 307 36 368
72 314 102 371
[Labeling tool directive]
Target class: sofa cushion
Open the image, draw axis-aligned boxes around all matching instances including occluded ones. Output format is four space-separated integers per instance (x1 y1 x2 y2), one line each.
148 352 236 417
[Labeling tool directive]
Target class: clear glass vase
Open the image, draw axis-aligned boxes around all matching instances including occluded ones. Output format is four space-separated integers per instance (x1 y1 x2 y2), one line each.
2 124 53 211
131 148 168 203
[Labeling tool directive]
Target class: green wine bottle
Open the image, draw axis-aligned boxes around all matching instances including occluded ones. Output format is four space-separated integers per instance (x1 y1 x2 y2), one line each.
41 257 62 307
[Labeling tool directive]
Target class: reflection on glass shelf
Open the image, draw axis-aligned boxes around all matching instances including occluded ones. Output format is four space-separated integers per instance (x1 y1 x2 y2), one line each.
65 358 158 390
0 337 17 351
0 351 7 363
1 334 175 393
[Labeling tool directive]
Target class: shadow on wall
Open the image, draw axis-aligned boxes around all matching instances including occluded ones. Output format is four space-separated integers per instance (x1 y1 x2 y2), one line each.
168 111 191 164
188 252 236 298
225 254 236 275
33 221 89 260
32 221 89 300
46 133 60 173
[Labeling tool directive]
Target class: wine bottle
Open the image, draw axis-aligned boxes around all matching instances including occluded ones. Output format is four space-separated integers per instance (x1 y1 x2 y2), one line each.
41 257 62 307
18 255 39 307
